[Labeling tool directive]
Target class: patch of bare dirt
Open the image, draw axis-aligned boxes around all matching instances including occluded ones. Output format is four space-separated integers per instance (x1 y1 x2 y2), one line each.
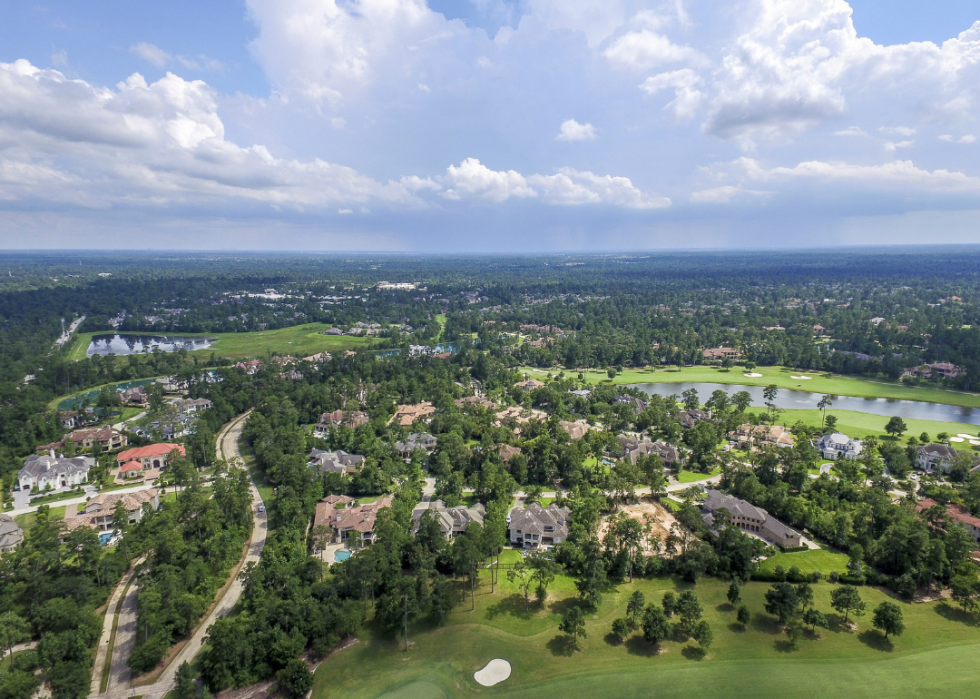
598 499 691 555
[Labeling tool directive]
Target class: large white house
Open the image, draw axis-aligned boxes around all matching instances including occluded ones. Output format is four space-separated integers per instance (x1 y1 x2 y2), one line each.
915 443 958 473
815 432 864 460
18 453 94 491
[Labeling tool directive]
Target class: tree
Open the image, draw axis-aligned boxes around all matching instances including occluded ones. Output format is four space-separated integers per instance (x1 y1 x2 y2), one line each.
559 606 587 649
626 590 646 628
174 662 196 699
691 619 713 653
727 578 742 607
311 524 332 579
830 585 866 624
0 612 29 661
611 617 630 643
824 415 838 432
732 391 752 413
885 416 908 438
676 590 703 632
872 602 905 639
507 559 533 612
763 384 778 423
764 582 799 623
795 582 814 613
662 591 676 618
784 618 804 648
736 605 751 627
950 573 980 612
817 395 833 429
682 388 700 411
803 608 828 632
276 659 313 699
641 605 670 645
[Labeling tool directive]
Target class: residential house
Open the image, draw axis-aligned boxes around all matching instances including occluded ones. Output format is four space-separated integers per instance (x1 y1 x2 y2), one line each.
454 396 496 410
702 347 743 361
0 515 24 554
618 435 679 466
388 402 436 426
915 443 959 473
815 432 863 460
615 396 648 413
735 424 795 448
116 443 186 473
559 420 590 440
394 433 438 459
317 496 393 545
65 489 160 532
496 444 522 462
514 378 546 391
59 411 87 429
412 500 486 539
507 503 572 549
119 386 149 407
568 389 592 398
679 409 709 429
304 352 332 362
234 360 262 375
37 428 127 454
315 410 370 434
702 490 802 548
156 376 187 393
323 327 343 336
170 397 213 414
494 406 546 427
916 499 980 545
307 448 365 474
19 453 94 491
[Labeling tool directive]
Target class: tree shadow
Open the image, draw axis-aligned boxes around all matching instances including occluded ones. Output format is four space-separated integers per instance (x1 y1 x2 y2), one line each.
934 602 979 627
624 636 660 657
773 640 798 653
670 623 690 643
728 622 747 634
716 603 734 613
750 613 782 636
485 594 534 621
803 628 823 641
858 630 894 652
604 632 625 647
547 635 578 657
681 645 706 661
827 614 852 634
548 597 582 616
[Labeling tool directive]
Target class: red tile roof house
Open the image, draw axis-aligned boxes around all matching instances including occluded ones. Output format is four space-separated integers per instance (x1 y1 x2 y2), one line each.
316 496 392 546
916 499 980 545
116 443 186 475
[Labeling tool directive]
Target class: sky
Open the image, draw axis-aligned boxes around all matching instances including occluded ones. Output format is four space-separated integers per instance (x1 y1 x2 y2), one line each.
1 0 979 252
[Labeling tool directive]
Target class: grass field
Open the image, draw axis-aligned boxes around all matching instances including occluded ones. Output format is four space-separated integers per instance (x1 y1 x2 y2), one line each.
747 408 980 443
312 567 980 699
67 324 372 362
677 467 722 483
562 365 980 409
758 548 851 576
15 505 66 533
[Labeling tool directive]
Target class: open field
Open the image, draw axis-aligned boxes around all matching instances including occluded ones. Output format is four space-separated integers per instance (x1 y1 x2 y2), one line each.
67 324 373 362
758 548 851 576
312 570 980 699
746 408 980 443
677 467 722 483
558 365 980 409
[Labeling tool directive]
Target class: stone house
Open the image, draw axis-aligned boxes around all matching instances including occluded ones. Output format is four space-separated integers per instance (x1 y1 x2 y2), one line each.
702 490 802 548
507 503 571 549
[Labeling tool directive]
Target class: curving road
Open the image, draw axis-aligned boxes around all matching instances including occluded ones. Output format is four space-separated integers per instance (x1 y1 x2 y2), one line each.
91 411 266 699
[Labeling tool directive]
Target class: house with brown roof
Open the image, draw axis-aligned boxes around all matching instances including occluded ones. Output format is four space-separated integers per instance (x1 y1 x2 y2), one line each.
454 396 496 410
618 435 679 466
702 347 743 361
317 496 392 545
65 489 160 532
559 420 590 440
494 406 547 427
117 443 185 471
308 448 365 474
388 402 437 426
915 443 959 474
412 500 486 539
496 444 522 462
37 428 127 454
735 424 795 448
315 410 370 434
916 499 980 545
514 378 546 391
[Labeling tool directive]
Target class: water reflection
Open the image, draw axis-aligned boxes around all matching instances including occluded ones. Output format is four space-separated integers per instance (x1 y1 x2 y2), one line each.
86 334 215 357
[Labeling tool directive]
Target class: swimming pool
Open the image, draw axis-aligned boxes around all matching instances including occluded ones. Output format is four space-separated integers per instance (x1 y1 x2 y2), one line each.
99 532 113 546
334 549 352 562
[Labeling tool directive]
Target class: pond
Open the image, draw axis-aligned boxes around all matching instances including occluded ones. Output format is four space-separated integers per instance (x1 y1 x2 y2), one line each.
86 334 215 357
58 379 157 411
628 381 980 427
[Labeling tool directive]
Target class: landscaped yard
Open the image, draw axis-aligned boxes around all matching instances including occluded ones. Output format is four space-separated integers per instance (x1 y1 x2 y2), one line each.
758 548 851 577
311 567 980 699
15 505 66 533
676 467 722 484
563 365 980 409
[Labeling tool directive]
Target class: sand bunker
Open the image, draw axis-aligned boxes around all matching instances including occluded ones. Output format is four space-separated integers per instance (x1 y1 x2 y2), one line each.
971 440 980 446
950 437 965 442
744 372 763 378
475 659 511 687
791 375 812 380
956 433 975 439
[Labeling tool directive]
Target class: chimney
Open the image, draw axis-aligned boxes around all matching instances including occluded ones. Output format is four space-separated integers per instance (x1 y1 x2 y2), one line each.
50 448 56 459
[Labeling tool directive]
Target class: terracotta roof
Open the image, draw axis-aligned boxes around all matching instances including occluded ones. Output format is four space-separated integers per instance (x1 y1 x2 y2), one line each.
119 461 143 473
117 443 185 463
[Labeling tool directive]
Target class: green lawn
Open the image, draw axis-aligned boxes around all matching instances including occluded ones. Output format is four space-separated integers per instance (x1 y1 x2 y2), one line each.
15 505 66 533
564 365 980 409
312 572 980 699
676 467 722 483
66 324 372 362
749 408 980 443
758 548 851 576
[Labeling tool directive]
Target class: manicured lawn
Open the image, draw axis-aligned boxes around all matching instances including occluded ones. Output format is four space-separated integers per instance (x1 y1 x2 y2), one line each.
564 365 980 409
312 573 980 699
66 323 372 362
15 505 66 533
676 467 722 483
748 408 980 443
758 548 851 576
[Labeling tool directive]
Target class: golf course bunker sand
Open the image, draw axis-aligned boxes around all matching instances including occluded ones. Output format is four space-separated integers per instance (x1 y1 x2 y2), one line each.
791 375 812 380
744 372 763 378
956 434 975 439
475 659 511 687
950 437 965 442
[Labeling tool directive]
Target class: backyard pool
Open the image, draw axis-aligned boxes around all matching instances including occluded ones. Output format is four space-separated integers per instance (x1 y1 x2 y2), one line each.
334 549 352 562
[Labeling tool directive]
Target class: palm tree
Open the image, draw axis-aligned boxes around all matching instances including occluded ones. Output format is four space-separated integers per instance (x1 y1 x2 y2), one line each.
817 395 833 430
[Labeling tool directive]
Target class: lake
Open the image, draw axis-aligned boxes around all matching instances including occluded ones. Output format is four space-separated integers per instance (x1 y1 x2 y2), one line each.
86 334 215 357
628 381 980 427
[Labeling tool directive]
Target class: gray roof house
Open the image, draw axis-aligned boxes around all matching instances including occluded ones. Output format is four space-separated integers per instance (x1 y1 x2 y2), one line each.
916 443 958 473
0 514 24 554
815 432 864 460
19 453 94 491
412 500 486 539
618 435 679 465
307 449 365 475
702 489 802 548
507 503 571 549
394 432 438 458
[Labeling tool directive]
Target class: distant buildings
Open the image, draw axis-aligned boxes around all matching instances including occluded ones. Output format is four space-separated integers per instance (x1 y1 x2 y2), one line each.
903 362 964 380
702 347 743 361
702 489 802 548
916 499 980 544
514 378 546 391
617 435 679 466
507 503 571 549
815 432 863 460
19 453 94 491
559 420 590 440
315 410 369 434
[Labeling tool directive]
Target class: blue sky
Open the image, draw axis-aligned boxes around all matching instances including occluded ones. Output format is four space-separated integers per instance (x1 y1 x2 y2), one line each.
1 1 979 251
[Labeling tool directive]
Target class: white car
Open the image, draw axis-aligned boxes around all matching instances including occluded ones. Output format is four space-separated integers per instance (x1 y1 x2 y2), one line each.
257 504 265 513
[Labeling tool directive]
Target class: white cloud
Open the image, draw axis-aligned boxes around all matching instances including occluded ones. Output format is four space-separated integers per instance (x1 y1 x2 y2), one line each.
338 208 353 214
884 140 914 151
418 83 431 93
940 134 976 144
131 42 171 68
639 68 702 119
604 29 702 70
834 126 866 136
880 126 916 136
555 119 597 142
690 185 741 203
443 158 537 202
50 50 68 67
